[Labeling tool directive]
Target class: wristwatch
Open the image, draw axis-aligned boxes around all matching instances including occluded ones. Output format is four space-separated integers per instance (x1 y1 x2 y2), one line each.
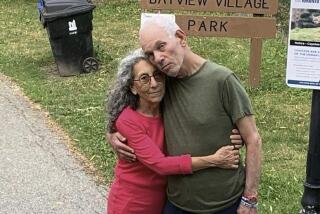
241 194 258 208
244 194 258 203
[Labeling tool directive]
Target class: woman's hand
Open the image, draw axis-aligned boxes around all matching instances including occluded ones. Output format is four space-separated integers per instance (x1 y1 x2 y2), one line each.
209 145 240 169
231 128 244 150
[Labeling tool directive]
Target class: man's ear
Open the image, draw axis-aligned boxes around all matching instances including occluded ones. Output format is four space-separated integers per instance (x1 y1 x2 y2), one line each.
175 29 187 47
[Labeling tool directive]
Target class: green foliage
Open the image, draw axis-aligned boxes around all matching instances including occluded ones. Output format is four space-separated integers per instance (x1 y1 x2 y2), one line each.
0 0 311 213
277 0 291 36
290 27 320 41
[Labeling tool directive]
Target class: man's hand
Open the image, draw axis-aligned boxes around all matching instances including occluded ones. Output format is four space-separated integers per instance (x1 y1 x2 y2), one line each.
209 145 240 169
237 204 258 214
106 132 136 162
231 128 243 150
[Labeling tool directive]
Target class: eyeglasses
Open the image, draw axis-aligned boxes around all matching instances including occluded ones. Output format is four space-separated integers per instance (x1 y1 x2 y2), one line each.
133 71 165 85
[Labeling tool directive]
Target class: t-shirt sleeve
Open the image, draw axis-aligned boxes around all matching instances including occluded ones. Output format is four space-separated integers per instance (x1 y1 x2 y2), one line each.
222 73 254 124
115 116 192 176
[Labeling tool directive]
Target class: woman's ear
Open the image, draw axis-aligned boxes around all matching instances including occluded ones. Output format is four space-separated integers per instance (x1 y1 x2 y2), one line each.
130 85 138 95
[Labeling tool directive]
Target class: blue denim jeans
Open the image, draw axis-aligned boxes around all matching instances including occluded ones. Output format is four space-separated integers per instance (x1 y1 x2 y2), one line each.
163 199 240 214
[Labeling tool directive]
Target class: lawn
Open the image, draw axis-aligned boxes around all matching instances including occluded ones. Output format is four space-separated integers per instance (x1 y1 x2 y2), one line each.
290 27 320 42
0 0 312 213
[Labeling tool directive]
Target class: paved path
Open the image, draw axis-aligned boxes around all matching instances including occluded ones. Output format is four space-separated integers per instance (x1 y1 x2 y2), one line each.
0 75 107 214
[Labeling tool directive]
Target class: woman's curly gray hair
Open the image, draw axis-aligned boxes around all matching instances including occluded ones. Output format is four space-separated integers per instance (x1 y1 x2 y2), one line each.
106 48 148 133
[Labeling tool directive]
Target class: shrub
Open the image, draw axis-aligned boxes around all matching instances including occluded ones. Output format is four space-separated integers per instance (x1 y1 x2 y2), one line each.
277 0 291 36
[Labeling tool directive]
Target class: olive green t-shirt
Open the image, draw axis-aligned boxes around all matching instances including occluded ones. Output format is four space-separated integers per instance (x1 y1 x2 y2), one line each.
163 61 253 213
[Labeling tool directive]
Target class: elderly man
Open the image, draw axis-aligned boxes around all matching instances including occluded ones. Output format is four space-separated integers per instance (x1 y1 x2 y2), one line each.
108 14 262 214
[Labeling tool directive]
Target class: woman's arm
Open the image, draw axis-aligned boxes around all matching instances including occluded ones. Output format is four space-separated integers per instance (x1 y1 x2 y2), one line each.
116 117 239 175
116 117 192 175
191 146 240 171
107 128 243 164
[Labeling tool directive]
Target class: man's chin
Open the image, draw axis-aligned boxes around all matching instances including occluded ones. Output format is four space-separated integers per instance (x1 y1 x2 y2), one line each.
164 70 179 77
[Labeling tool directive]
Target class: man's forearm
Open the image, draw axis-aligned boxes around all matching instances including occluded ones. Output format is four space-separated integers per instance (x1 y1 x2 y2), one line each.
243 134 262 196
236 116 262 197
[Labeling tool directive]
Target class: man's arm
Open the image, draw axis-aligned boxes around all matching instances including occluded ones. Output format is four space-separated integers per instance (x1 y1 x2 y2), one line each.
106 132 136 162
236 115 262 214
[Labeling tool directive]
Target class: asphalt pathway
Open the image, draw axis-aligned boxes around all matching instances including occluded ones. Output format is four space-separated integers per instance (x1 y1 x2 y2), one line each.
0 74 107 214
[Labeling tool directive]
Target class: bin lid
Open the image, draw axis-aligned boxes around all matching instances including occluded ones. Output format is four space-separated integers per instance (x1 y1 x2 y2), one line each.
40 0 95 22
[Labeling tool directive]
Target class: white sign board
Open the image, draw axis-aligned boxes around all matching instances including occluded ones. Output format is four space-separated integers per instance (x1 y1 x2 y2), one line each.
286 0 320 90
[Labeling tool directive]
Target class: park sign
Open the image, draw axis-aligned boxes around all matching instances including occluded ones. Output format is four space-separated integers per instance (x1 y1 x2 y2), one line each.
286 0 320 90
139 0 278 87
140 0 277 38
140 0 278 15
175 15 275 38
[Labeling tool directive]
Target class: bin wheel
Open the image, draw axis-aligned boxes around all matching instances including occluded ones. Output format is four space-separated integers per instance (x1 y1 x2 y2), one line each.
83 57 99 73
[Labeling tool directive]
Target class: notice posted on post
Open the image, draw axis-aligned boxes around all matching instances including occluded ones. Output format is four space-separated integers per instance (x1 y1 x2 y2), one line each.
286 0 320 90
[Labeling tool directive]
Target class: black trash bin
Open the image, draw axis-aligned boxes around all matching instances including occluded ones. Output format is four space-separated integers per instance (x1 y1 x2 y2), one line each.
38 0 99 76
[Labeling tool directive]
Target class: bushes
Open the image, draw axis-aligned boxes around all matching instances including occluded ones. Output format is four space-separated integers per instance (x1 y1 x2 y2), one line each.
277 0 291 36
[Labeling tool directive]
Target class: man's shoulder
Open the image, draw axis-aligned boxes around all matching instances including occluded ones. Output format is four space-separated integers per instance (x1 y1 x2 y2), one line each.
203 61 233 80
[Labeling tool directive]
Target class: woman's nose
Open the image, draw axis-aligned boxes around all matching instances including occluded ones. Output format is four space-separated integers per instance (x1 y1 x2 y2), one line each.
150 76 158 88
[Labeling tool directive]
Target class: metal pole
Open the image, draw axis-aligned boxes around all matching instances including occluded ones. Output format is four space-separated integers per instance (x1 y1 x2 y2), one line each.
300 90 320 214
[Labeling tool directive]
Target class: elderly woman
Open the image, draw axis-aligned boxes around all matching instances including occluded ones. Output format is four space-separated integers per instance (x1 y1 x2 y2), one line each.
106 49 241 214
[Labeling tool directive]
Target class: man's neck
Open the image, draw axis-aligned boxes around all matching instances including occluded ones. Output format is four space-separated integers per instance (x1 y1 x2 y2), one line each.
178 51 206 78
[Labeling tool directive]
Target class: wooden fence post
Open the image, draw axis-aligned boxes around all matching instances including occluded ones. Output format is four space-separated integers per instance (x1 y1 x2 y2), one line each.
249 14 264 88
249 38 262 88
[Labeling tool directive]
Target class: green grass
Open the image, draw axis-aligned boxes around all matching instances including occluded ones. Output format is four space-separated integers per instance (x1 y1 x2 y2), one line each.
0 0 312 213
290 27 320 41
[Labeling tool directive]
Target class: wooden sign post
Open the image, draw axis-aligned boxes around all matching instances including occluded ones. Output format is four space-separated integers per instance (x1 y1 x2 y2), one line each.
139 0 279 87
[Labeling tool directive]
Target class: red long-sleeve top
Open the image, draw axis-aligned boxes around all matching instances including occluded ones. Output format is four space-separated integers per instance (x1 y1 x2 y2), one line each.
107 107 192 214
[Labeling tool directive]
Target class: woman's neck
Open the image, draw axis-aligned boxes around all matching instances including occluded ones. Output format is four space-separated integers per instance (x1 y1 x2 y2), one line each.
137 102 161 117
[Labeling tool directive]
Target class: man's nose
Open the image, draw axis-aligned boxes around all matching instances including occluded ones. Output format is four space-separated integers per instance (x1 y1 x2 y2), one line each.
153 51 163 65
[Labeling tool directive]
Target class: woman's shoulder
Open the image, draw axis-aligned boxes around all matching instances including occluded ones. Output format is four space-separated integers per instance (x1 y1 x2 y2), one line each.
115 106 144 133
117 106 138 122
117 106 162 126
